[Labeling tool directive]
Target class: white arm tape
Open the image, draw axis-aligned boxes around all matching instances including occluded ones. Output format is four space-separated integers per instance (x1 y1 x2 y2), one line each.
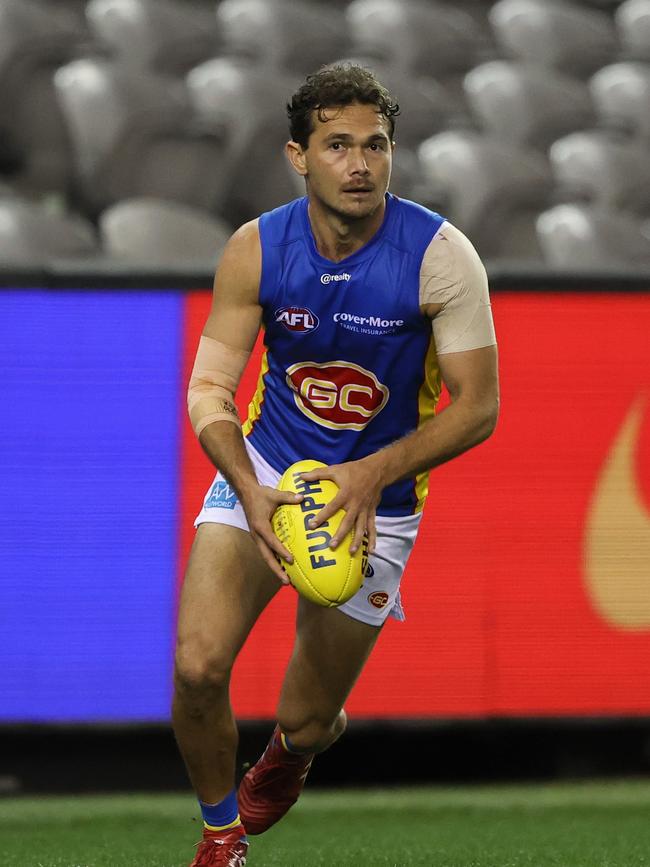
187 335 251 437
419 222 497 354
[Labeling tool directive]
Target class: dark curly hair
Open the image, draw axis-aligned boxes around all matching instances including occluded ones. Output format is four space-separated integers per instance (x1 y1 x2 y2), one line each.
287 64 399 149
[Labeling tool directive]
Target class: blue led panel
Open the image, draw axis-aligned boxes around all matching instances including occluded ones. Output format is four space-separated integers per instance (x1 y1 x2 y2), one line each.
0 290 183 721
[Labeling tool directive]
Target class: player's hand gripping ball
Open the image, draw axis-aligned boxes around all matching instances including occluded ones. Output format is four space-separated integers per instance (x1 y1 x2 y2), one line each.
272 460 368 607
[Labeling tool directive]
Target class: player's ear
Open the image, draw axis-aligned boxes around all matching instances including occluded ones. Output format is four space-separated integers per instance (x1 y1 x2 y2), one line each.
286 140 307 176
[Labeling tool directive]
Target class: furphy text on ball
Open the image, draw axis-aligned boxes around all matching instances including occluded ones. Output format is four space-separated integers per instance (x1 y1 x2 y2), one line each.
293 472 337 569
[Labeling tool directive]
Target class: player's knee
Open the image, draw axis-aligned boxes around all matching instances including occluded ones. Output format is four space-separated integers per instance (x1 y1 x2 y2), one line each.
278 707 347 753
173 646 232 710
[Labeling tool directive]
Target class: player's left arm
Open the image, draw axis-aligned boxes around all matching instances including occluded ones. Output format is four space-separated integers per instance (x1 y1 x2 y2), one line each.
302 222 499 554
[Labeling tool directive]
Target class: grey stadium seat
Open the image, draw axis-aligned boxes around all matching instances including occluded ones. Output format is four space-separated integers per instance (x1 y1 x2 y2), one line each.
590 63 650 140
0 0 84 194
550 131 650 216
86 0 219 76
216 0 351 75
54 58 224 217
536 204 650 269
381 68 470 147
186 57 300 224
616 0 650 62
345 0 490 78
0 197 98 264
464 61 595 150
418 130 553 260
490 0 618 78
99 198 231 268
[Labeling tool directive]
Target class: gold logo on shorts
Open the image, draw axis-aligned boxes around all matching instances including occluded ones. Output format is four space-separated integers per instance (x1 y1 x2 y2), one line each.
368 591 389 609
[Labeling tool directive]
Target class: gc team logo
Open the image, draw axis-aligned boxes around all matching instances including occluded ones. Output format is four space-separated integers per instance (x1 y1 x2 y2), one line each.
205 480 238 510
368 591 389 609
275 306 319 333
285 360 389 431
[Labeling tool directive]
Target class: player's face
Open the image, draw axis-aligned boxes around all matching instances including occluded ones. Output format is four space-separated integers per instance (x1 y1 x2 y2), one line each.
294 102 393 221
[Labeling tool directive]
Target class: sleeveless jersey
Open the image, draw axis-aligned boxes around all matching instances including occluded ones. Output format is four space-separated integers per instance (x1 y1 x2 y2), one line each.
243 193 446 517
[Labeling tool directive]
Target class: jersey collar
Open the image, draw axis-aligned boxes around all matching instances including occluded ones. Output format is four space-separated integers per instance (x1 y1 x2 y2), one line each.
300 193 396 268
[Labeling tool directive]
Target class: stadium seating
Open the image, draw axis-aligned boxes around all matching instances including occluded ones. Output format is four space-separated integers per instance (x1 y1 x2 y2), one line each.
536 203 650 268
464 61 595 150
86 0 219 75
99 197 230 267
186 57 301 223
0 0 85 194
216 0 350 74
0 197 99 263
0 0 646 271
615 0 650 61
490 0 618 77
54 58 224 217
345 0 491 78
590 62 650 139
550 130 650 216
0 0 84 91
418 129 553 260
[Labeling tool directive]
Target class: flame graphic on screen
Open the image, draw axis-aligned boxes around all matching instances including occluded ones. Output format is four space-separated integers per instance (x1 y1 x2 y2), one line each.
584 398 650 629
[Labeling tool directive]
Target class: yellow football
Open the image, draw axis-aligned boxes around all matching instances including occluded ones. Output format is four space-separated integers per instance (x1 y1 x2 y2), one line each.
272 459 368 607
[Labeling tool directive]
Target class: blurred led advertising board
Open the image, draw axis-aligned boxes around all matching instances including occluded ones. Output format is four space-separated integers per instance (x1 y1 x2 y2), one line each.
1 286 649 722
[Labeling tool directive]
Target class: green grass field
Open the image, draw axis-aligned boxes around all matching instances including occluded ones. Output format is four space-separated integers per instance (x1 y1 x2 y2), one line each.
2 781 650 867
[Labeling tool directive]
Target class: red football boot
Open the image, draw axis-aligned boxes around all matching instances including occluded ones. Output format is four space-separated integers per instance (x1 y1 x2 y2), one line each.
238 726 314 834
188 824 248 866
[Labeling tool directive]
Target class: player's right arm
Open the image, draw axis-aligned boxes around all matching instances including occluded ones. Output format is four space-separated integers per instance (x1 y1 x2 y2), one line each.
187 220 300 583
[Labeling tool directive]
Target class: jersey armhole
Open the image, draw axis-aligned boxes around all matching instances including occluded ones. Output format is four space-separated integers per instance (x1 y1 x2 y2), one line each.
257 212 282 315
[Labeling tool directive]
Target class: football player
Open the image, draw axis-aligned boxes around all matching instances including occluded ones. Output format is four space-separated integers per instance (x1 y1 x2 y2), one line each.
175 64 499 866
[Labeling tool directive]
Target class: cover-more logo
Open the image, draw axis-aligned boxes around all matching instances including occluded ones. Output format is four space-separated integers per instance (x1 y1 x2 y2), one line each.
321 272 351 285
334 310 405 335
275 306 319 332
285 360 389 430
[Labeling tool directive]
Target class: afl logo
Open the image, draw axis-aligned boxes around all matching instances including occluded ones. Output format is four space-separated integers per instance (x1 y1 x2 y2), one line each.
368 591 389 609
285 360 389 431
275 306 319 333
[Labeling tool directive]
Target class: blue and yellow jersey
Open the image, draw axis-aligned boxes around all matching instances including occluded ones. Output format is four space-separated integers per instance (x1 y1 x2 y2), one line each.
243 193 446 517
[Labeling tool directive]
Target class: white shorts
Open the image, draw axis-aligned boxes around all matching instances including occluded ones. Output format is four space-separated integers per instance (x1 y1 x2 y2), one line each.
194 441 421 627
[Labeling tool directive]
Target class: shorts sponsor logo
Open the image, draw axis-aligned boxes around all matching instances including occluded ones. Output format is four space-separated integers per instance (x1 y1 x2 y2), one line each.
205 480 237 510
365 563 375 578
333 311 405 335
368 591 389 609
321 272 351 285
275 306 319 332
285 360 389 431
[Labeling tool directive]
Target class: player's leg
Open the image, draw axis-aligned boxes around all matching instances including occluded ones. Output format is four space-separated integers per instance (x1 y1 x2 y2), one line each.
269 510 420 752
238 512 420 835
238 602 381 834
277 600 381 750
173 521 280 804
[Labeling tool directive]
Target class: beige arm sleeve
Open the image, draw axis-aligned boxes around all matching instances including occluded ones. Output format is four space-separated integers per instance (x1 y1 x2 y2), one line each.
419 222 496 354
187 335 251 437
